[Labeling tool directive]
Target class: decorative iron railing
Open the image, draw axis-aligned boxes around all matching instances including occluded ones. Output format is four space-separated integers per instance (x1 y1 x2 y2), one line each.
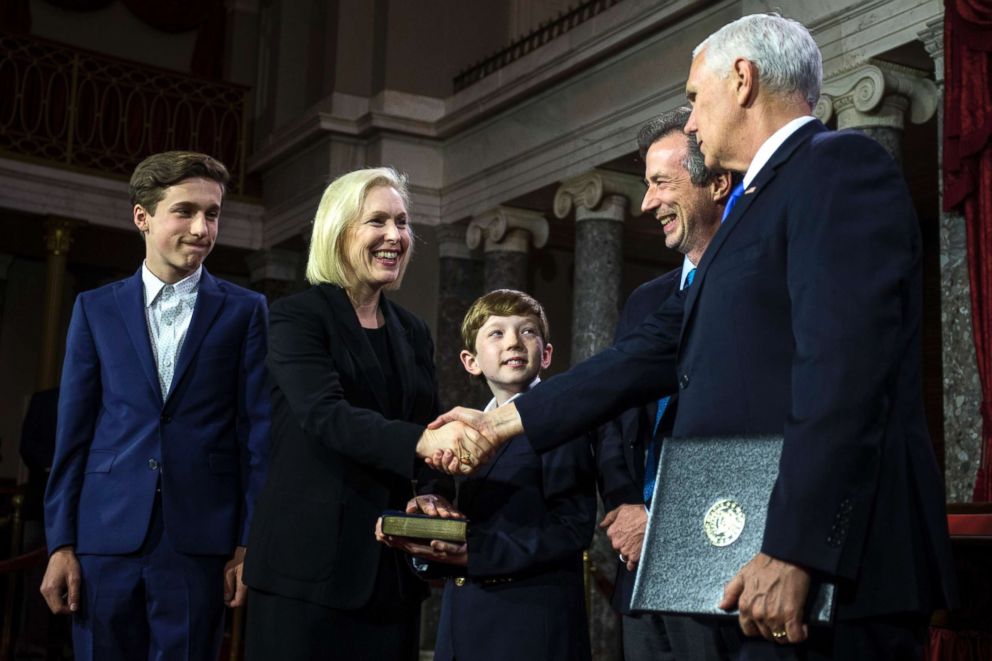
453 0 624 92
0 31 249 193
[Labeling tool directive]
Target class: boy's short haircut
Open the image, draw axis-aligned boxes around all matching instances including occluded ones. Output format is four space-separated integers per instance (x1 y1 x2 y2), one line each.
460 289 551 352
129 151 230 215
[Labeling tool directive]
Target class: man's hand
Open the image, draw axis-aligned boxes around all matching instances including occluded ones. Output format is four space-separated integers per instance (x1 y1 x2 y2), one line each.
406 494 465 519
223 546 247 608
719 552 811 644
374 518 468 566
425 403 525 473
416 420 493 475
600 504 647 571
40 547 82 614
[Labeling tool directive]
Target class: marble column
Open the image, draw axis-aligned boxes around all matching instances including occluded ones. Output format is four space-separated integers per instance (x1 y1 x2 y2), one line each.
553 169 644 661
554 169 644 363
38 217 82 390
466 206 548 293
919 19 983 502
435 221 486 412
815 59 937 164
246 248 302 303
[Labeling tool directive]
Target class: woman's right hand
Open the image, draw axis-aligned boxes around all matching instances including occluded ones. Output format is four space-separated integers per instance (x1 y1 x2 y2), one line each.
405 494 465 519
415 420 493 474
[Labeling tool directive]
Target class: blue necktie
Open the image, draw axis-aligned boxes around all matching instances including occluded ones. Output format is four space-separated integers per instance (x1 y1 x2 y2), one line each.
643 267 696 504
721 181 745 223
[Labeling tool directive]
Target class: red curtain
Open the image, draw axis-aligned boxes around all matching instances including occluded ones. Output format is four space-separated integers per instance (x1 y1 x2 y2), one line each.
944 0 992 502
929 628 992 660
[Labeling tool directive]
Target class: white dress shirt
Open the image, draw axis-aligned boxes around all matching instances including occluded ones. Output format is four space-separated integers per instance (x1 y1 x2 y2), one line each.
142 264 201 398
743 115 817 188
484 377 541 412
679 256 697 291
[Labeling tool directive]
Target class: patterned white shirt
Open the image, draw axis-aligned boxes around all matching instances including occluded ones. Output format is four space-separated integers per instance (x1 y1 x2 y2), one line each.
142 263 201 399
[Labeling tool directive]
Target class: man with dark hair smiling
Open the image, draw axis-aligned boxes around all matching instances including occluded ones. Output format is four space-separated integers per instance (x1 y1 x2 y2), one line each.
41 151 271 661
598 106 732 661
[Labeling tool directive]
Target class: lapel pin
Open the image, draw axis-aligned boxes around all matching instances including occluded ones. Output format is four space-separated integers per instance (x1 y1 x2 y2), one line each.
745 186 757 195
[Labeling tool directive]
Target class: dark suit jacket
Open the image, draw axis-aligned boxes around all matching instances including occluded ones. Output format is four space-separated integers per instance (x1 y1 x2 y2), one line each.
433 421 596 661
44 269 271 556
595 268 680 614
243 284 438 609
515 121 957 619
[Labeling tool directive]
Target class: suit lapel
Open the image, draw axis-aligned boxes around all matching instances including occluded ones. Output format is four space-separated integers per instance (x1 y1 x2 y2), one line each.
168 270 225 405
680 120 826 344
382 296 415 419
115 269 162 404
320 285 391 415
459 433 517 513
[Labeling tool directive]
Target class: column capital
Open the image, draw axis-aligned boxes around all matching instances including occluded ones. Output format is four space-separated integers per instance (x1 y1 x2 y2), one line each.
466 207 548 254
553 169 645 220
43 216 84 256
246 248 300 283
917 17 944 83
815 60 937 131
436 221 475 259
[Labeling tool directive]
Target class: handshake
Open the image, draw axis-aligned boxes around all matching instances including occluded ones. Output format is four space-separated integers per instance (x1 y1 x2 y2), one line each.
414 402 524 475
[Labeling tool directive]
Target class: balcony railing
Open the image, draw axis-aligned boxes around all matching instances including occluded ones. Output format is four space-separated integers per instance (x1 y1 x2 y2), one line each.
453 0 624 93
0 31 249 193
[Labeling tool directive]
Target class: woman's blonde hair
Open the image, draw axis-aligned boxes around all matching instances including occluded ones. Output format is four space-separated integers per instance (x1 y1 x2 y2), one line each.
305 167 413 289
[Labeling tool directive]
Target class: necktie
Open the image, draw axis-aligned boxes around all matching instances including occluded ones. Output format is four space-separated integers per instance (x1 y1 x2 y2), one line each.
721 181 745 223
643 267 696 504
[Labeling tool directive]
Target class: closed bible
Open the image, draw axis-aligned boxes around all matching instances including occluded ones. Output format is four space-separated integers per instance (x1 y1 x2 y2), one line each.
380 510 467 543
630 435 835 624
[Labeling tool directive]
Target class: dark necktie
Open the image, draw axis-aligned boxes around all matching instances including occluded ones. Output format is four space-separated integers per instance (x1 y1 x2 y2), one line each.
722 181 745 223
643 267 696 504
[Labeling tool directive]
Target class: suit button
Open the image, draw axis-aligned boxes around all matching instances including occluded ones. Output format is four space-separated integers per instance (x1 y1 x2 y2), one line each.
160 414 172 424
454 577 466 587
148 458 160 471
679 374 690 389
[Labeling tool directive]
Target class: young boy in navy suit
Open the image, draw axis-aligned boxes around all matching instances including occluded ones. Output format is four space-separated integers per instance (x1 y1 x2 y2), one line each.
379 289 596 661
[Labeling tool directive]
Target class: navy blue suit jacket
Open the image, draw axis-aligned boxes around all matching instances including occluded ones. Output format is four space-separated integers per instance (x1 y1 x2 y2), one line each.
433 417 596 661
516 121 957 619
45 268 271 556
595 267 680 615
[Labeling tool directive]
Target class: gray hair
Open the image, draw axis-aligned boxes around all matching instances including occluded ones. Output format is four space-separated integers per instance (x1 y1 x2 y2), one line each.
636 107 715 186
694 13 822 108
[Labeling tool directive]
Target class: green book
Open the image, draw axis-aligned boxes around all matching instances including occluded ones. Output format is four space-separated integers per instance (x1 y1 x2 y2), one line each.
380 510 467 543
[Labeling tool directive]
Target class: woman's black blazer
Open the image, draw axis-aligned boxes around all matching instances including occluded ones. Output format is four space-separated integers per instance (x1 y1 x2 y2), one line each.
244 284 439 608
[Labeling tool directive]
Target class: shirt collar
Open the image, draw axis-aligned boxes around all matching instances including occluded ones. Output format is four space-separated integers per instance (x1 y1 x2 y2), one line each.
484 376 541 412
743 115 816 188
141 263 202 308
680 256 697 291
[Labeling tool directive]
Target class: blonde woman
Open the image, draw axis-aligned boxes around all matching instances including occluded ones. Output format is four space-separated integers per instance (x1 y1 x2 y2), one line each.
243 167 476 659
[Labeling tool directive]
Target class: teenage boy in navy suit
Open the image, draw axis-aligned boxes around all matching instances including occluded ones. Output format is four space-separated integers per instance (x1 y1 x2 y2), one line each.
41 151 271 661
